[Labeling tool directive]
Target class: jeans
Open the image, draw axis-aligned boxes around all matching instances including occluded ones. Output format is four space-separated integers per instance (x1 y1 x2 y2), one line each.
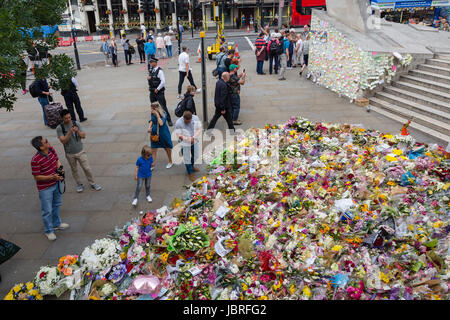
279 54 287 79
178 71 197 95
256 60 264 74
207 108 235 131
231 94 240 121
124 49 132 64
138 48 145 62
146 54 155 69
112 53 118 66
38 96 49 125
166 45 172 57
181 144 199 174
288 44 294 67
269 54 279 74
38 183 63 234
62 92 85 121
134 177 151 199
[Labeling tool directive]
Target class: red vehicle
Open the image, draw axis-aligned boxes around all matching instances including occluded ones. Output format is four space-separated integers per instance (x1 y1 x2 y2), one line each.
291 0 326 26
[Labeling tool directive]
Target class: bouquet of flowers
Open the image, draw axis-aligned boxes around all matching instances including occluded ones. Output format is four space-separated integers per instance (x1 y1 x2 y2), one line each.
4 282 42 300
167 224 210 253
34 266 61 296
80 238 121 275
57 254 79 276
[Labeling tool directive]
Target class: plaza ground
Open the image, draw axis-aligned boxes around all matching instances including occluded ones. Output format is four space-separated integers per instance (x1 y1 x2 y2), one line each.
0 44 443 298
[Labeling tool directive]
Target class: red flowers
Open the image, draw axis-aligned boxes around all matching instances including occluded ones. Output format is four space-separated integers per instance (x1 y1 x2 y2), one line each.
39 272 46 279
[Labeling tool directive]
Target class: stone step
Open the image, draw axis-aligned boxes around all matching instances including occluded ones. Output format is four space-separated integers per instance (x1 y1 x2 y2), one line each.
383 86 450 113
417 63 450 77
426 58 450 69
373 91 450 123
369 97 450 135
409 69 450 86
400 75 450 94
435 54 450 61
369 105 450 145
393 81 450 103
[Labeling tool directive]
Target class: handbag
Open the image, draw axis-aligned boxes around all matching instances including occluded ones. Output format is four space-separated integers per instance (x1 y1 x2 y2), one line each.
0 239 21 265
212 54 226 77
150 120 159 143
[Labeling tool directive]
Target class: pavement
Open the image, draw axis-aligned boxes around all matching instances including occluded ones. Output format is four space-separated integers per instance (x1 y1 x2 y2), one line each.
0 42 443 298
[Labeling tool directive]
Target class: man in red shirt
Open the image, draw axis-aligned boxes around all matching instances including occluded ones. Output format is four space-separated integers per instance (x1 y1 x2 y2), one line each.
30 136 69 241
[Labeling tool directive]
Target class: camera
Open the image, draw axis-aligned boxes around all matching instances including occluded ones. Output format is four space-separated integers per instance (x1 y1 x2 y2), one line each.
56 166 65 180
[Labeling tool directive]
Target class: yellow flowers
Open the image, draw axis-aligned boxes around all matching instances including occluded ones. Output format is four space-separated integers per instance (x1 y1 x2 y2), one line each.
331 245 343 252
386 155 398 162
392 149 403 156
302 286 312 298
290 284 295 295
380 272 390 284
188 216 197 223
433 221 443 228
258 295 268 300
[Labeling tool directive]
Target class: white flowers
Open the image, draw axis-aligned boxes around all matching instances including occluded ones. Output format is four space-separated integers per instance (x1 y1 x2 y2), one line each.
80 238 121 273
127 243 146 263
34 266 61 295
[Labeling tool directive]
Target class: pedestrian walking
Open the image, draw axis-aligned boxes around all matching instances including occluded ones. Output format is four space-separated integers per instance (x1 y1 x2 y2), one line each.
132 145 153 207
30 136 69 241
101 38 111 66
121 34 133 65
136 34 146 64
175 111 202 182
207 72 235 132
287 29 296 69
33 76 51 126
181 85 197 115
109 38 118 67
147 57 173 126
278 32 290 81
178 22 184 43
228 64 246 125
144 37 156 68
255 32 267 74
57 109 101 193
215 47 227 79
178 46 201 99
147 102 173 170
155 33 166 59
300 33 310 76
61 77 87 122
267 33 281 75
164 32 173 57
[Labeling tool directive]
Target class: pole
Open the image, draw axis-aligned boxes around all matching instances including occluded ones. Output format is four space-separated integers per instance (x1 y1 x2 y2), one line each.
68 1 81 70
200 31 208 127
278 0 282 30
175 1 181 55
190 1 194 38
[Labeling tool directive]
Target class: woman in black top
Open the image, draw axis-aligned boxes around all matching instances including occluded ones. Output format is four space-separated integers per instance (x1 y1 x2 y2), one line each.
136 34 146 64
183 85 197 115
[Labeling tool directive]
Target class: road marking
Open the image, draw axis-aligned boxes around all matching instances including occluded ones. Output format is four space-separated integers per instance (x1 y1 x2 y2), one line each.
245 36 255 52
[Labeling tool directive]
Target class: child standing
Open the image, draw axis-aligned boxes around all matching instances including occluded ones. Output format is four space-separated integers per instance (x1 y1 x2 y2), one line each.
132 145 153 206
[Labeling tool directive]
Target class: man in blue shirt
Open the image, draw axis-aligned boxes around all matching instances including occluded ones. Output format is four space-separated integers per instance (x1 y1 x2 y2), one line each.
279 30 290 81
144 38 156 69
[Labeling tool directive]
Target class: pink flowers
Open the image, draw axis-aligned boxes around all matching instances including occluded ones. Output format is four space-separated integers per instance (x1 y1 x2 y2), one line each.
346 281 364 300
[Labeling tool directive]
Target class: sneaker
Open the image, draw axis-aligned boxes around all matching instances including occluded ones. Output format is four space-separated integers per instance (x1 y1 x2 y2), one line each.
166 163 173 169
168 120 173 127
129 62 134 64
80 118 88 122
106 64 111 67
46 232 57 241
287 67 293 70
195 88 201 93
146 195 153 203
77 184 84 193
193 167 199 172
151 165 155 171
188 173 195 182
132 198 138 206
54 223 69 230
22 89 28 95
233 120 243 125
279 77 286 81
91 183 102 191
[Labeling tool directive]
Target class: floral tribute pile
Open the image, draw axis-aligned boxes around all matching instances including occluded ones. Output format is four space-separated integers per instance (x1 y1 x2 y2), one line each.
4 117 449 300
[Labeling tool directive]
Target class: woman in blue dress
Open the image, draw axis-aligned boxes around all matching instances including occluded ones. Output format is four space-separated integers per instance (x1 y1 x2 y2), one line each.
147 102 173 170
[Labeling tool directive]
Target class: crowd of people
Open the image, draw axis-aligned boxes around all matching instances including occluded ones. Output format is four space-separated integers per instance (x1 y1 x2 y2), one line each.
254 24 311 80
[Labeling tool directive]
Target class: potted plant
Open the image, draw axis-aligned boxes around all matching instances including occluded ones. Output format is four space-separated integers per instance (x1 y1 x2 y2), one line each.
121 9 127 14
154 8 160 13
106 9 111 15
137 8 143 14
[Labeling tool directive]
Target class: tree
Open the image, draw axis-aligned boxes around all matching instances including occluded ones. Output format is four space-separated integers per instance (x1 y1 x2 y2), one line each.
0 0 75 111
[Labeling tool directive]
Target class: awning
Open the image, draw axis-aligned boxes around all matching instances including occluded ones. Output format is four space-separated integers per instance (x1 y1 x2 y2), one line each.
371 0 450 10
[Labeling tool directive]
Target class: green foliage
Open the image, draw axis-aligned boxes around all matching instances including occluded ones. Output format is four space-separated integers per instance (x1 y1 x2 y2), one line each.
0 0 73 111
47 54 77 91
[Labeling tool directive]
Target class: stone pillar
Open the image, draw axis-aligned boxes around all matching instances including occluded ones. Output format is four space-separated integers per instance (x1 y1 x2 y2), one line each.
202 2 206 30
138 0 145 26
326 0 371 33
155 0 161 30
122 0 129 30
106 0 114 34
188 0 192 30
172 0 177 29
77 0 88 31
93 0 100 30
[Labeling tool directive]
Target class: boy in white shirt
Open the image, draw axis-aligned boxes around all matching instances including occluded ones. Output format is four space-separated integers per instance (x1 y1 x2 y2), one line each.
177 46 201 99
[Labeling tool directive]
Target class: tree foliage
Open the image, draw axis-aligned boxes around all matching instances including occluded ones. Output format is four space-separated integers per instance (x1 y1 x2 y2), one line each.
0 0 74 111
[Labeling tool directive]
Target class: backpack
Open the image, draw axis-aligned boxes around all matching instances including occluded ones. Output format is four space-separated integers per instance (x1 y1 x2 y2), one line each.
269 39 280 54
174 98 187 117
29 80 40 98
276 38 284 55
129 45 135 55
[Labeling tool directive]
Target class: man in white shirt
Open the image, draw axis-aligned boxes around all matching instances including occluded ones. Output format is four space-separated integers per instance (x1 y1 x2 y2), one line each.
164 32 173 57
147 57 172 126
175 110 202 181
177 46 201 99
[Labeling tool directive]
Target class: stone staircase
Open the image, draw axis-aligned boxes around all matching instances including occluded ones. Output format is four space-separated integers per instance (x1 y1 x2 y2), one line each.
369 54 450 144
